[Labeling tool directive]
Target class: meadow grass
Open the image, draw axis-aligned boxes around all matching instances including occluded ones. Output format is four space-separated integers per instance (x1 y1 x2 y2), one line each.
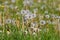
0 0 60 40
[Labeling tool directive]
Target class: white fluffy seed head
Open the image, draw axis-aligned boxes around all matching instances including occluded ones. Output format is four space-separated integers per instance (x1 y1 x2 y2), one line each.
45 15 50 19
5 19 12 24
40 20 46 25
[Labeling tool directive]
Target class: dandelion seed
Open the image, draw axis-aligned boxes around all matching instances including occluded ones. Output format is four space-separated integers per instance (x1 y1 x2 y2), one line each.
45 15 50 19
5 19 12 24
24 13 31 19
51 14 56 18
21 9 30 15
40 20 46 25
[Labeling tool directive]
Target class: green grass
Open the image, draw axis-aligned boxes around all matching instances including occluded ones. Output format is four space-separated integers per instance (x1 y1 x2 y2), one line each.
0 0 60 40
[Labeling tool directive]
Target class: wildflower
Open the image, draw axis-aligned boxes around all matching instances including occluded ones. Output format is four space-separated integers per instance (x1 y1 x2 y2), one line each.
24 13 31 19
45 14 50 19
40 20 46 25
5 19 12 24
56 16 60 19
51 14 56 18
21 9 30 15
29 14 36 19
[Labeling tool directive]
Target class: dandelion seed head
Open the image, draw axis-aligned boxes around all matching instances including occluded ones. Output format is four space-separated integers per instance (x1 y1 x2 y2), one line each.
40 20 46 25
45 15 50 19
5 19 11 24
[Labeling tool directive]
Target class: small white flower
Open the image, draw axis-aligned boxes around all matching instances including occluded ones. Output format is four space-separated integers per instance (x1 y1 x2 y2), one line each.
24 13 31 19
21 9 30 15
29 14 36 19
40 20 46 25
5 19 12 24
51 14 56 18
11 0 16 3
56 16 60 19
45 15 50 19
